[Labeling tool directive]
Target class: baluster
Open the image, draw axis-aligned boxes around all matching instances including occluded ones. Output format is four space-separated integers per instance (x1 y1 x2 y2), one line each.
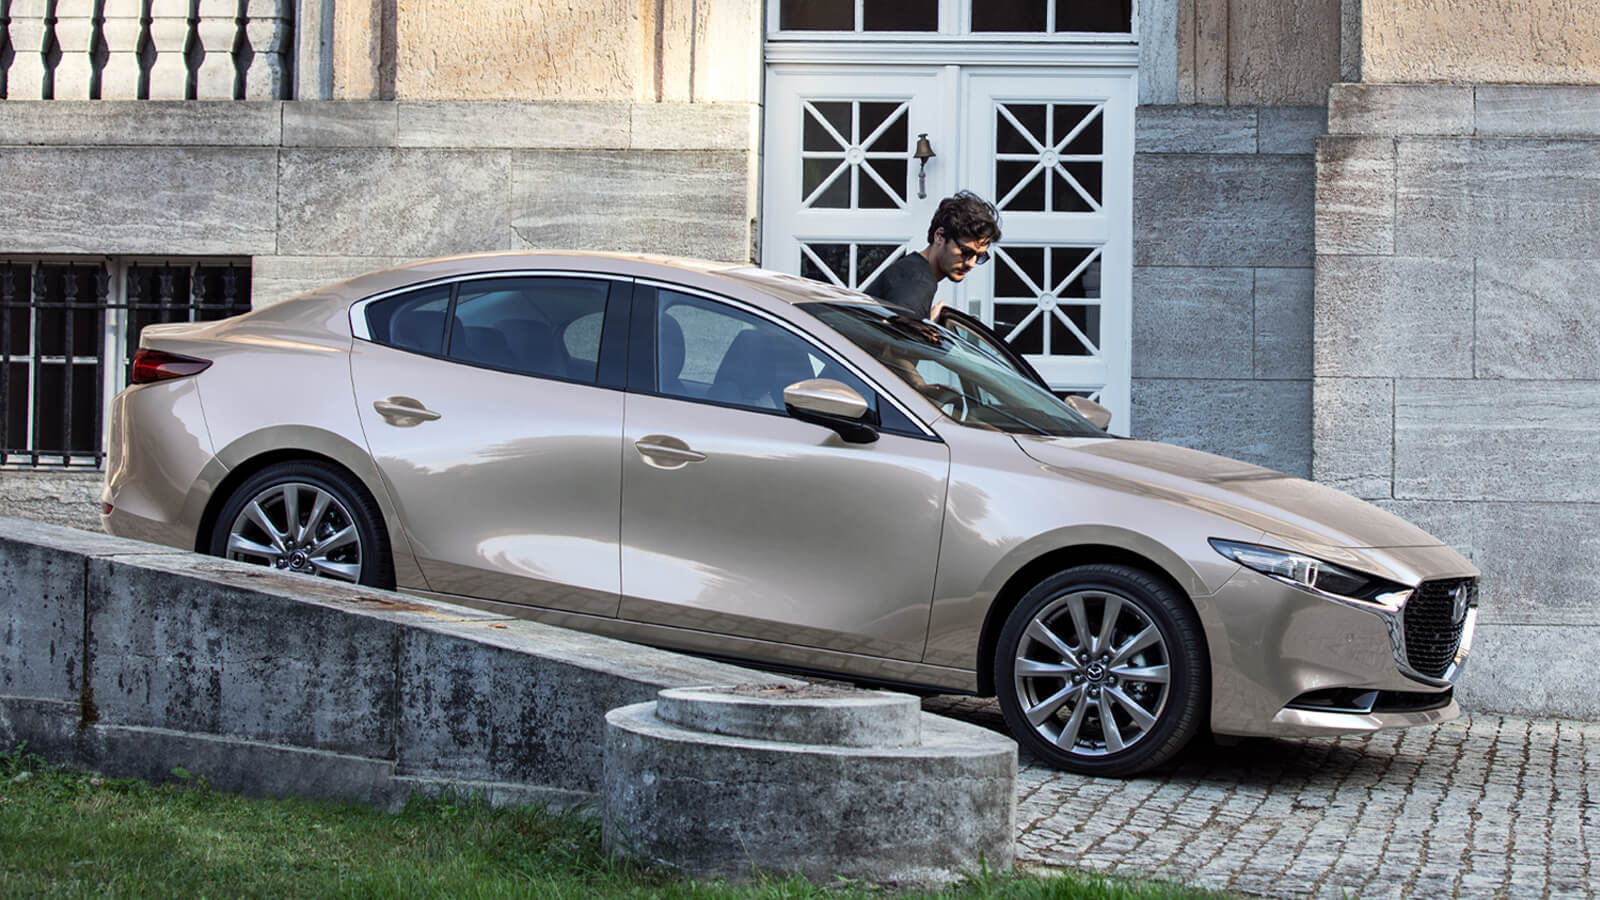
145 0 192 99
193 0 235 98
240 0 288 99
99 0 145 98
6 0 51 99
51 0 96 98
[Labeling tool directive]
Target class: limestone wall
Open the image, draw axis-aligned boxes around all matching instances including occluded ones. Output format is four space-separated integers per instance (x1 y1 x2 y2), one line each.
1359 0 1600 85
1315 84 1600 720
1131 105 1325 477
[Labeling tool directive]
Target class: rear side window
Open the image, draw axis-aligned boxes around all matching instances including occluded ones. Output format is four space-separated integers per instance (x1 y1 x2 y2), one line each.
448 278 610 383
365 285 452 354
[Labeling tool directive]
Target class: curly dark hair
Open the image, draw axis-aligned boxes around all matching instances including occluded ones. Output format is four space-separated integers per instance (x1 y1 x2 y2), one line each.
926 190 1002 245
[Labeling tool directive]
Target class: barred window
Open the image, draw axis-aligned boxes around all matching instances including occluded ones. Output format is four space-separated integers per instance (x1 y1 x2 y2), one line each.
0 258 251 469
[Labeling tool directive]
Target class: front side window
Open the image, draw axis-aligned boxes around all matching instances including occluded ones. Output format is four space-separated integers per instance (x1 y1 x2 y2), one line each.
806 301 1103 437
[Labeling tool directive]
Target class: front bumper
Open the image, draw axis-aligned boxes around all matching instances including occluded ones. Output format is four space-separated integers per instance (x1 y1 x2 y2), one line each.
1202 559 1477 738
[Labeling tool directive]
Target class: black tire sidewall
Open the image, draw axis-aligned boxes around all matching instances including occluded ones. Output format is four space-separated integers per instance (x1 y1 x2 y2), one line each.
209 461 395 589
993 564 1207 776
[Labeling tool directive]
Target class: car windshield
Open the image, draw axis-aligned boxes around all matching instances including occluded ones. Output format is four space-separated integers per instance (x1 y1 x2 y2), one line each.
804 302 1105 438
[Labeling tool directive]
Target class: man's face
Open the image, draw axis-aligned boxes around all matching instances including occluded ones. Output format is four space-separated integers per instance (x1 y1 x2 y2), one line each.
931 228 991 282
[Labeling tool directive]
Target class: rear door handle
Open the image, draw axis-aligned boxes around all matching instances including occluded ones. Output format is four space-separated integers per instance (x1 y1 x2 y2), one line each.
634 435 706 467
373 396 441 425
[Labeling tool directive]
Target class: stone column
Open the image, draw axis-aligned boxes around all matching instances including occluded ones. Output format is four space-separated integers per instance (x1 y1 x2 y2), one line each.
193 0 238 98
99 0 147 99
146 0 192 99
50 0 97 98
241 0 292 99
6 0 50 99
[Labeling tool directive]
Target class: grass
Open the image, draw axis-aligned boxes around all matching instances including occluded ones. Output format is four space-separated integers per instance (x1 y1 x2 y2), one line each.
0 745 1220 899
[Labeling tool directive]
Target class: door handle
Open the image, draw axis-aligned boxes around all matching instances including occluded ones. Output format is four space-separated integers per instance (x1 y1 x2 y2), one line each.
634 435 706 467
373 396 441 426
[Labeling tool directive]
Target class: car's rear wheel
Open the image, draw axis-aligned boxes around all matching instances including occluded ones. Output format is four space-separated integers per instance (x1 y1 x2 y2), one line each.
993 564 1206 776
209 461 394 589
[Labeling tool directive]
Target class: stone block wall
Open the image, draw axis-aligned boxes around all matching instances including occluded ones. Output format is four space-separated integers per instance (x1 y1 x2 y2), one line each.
1131 105 1325 477
1315 83 1600 720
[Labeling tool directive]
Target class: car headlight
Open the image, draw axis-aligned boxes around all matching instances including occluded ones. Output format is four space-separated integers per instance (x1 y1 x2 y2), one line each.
1209 538 1410 609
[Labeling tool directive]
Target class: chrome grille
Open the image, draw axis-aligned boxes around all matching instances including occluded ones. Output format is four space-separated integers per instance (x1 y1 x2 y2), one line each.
1404 578 1476 678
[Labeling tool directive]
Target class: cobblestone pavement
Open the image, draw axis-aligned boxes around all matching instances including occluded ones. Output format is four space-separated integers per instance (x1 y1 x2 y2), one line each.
923 697 1599 899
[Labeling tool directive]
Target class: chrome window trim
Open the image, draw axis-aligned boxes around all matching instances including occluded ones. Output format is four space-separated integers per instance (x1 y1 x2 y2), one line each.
347 270 633 342
636 277 940 440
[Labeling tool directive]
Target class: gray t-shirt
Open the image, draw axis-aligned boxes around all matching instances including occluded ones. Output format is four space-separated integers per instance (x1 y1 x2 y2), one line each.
863 253 938 318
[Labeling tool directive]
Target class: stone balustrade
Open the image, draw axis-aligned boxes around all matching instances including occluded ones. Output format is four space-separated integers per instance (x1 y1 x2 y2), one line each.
0 0 292 100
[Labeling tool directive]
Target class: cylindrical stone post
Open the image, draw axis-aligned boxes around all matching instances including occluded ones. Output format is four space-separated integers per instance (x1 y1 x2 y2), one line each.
145 0 192 99
6 0 51 99
99 0 146 99
604 683 1016 888
192 0 236 98
50 0 96 98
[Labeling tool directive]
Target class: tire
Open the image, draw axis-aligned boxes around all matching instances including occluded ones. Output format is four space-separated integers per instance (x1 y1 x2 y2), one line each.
992 564 1207 776
208 461 395 589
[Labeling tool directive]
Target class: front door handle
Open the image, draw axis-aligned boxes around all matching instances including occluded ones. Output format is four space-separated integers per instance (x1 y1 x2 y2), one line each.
634 435 706 467
374 396 441 426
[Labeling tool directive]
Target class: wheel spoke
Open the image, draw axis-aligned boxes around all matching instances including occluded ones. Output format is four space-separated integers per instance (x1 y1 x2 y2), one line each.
1025 682 1082 726
299 491 333 546
1016 658 1079 678
1106 686 1158 732
1094 595 1124 656
282 485 302 545
310 524 358 557
1112 663 1170 685
227 532 278 562
1109 625 1162 666
1024 619 1083 667
1054 692 1091 749
1101 697 1127 752
310 557 362 582
243 499 289 553
1064 594 1092 652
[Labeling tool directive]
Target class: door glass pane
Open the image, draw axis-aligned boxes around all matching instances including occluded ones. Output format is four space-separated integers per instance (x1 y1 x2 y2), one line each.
993 245 1103 358
994 102 1104 213
448 277 611 383
972 0 1046 32
366 284 452 355
1055 0 1131 32
799 99 911 209
802 242 904 290
863 0 937 30
779 0 853 30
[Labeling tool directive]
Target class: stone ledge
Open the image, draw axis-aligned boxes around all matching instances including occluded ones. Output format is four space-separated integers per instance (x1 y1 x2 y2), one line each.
1474 86 1600 138
0 101 283 146
1327 84 1474 137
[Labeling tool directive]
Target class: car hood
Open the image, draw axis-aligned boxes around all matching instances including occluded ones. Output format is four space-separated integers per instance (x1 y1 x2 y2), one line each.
1013 435 1443 551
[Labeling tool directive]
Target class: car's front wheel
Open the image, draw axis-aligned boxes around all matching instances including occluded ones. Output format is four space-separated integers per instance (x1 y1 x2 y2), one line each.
993 564 1206 776
209 461 394 589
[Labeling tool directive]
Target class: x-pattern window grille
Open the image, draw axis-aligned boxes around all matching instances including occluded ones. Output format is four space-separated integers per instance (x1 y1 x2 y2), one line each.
801 99 912 209
992 245 1103 358
0 258 250 468
799 241 910 291
994 102 1105 213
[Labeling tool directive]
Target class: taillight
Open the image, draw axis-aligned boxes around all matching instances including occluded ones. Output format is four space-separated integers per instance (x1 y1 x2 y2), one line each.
130 348 212 385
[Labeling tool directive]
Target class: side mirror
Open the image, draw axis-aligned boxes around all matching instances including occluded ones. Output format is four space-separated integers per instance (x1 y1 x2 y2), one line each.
783 378 878 444
1065 395 1112 430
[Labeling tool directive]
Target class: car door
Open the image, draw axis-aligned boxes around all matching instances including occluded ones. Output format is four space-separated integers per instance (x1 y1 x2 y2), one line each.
936 307 1050 389
349 273 630 616
618 285 950 662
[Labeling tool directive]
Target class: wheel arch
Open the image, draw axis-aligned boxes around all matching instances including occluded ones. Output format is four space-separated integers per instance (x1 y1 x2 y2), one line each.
973 542 1207 697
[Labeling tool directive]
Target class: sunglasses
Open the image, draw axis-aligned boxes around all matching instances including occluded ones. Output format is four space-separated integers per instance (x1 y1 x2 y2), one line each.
944 233 990 265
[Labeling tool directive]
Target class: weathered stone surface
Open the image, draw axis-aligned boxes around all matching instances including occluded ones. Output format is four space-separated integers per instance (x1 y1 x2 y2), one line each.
1474 85 1600 137
1476 259 1600 380
0 100 281 145
1225 0 1341 106
1133 154 1314 267
1313 377 1393 500
511 150 750 261
1394 379 1600 502
1254 267 1313 379
1456 624 1599 721
629 102 759 151
1326 83 1473 136
1469 502 1600 625
1134 106 1256 154
0 536 88 701
1131 378 1312 477
1131 266 1253 378
86 554 406 757
1314 136 1395 256
0 471 103 531
1258 106 1327 155
251 256 409 307
0 148 277 255
277 149 514 256
654 684 922 748
1361 2 1600 85
605 699 1015 887
1313 256 1473 378
1395 138 1600 259
282 101 398 146
398 102 631 149
397 618 779 795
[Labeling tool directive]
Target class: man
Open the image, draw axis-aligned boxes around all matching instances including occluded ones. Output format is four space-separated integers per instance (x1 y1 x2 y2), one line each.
864 190 1001 321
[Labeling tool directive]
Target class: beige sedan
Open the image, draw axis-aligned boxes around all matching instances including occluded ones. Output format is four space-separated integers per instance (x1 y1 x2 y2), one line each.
102 252 1478 776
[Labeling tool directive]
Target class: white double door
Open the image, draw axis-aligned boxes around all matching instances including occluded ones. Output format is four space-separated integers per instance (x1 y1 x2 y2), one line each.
762 64 1134 429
